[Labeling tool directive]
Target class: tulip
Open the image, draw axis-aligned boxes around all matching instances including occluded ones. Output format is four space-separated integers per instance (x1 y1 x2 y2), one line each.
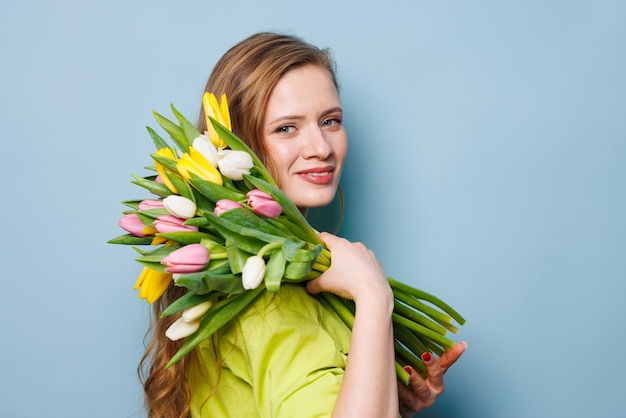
214 199 243 216
176 148 223 186
153 215 199 233
119 213 152 237
192 135 218 167
202 92 230 149
165 316 200 341
134 266 171 303
138 199 165 211
154 148 179 193
181 300 213 322
163 195 196 219
247 189 282 218
242 255 266 290
160 244 210 273
217 149 254 181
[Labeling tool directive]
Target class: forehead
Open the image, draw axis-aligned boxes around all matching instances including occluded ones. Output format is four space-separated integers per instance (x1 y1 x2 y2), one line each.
265 65 340 119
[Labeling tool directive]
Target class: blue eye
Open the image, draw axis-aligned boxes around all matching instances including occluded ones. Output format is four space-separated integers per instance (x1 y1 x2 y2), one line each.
322 118 342 128
276 125 295 134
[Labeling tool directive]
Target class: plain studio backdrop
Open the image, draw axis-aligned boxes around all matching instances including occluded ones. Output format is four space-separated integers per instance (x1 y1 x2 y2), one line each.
1 1 624 417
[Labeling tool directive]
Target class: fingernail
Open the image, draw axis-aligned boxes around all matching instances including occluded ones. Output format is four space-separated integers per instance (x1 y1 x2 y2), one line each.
421 352 432 362
403 366 413 376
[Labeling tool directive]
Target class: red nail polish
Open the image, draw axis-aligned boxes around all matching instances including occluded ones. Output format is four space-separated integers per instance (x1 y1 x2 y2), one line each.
421 352 432 362
403 366 413 375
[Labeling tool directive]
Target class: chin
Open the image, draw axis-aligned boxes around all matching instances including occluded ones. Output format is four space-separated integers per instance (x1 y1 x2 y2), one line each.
292 188 337 209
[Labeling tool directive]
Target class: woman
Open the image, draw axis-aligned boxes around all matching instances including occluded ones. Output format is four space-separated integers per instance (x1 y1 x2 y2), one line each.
140 32 466 418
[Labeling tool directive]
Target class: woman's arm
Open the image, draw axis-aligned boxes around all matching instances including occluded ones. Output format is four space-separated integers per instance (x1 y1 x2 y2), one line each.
306 232 399 418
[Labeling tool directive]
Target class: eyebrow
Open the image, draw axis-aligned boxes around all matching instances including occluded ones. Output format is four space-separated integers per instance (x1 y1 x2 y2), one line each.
267 107 343 126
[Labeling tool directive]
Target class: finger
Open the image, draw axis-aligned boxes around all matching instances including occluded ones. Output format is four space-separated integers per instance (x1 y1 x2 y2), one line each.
318 231 339 249
421 352 444 395
438 341 467 373
406 365 432 403
397 377 417 410
305 277 322 295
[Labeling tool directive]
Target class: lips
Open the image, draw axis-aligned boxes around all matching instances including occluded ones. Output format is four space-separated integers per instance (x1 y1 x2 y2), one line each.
296 166 335 185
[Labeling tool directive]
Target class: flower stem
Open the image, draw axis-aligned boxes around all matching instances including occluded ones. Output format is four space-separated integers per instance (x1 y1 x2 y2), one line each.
388 277 466 325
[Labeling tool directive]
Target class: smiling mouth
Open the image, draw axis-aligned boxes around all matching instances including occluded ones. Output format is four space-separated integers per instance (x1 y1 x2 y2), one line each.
297 167 335 184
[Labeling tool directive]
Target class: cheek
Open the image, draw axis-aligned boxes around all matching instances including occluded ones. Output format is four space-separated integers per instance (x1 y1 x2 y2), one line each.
334 135 348 166
264 145 293 186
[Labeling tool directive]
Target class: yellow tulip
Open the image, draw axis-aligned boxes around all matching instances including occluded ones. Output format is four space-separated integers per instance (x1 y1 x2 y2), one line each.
134 267 172 304
154 148 179 194
176 147 223 186
202 92 231 149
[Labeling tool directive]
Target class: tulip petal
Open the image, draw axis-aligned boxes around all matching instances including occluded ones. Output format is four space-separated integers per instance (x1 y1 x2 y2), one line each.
182 301 213 322
165 317 200 341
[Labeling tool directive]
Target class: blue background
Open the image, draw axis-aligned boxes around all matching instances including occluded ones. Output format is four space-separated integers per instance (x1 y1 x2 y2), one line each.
1 1 624 417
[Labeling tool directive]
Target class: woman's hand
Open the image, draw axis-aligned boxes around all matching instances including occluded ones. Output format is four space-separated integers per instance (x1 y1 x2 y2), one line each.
398 342 467 417
306 232 392 306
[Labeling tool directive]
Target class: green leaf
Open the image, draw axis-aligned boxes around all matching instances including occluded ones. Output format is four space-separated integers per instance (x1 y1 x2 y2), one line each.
264 250 286 292
135 245 178 263
131 174 173 197
161 292 215 318
147 126 170 150
121 200 142 210
156 231 221 245
221 208 287 238
167 174 196 202
171 104 202 142
188 177 245 202
153 110 189 152
137 208 169 219
267 216 314 242
282 238 322 263
151 154 179 172
284 260 314 280
107 234 153 245
203 273 245 295
226 239 251 274
166 287 264 367
135 260 167 272
205 210 285 245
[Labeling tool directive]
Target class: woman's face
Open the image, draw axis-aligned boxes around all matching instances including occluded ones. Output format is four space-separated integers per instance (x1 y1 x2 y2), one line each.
262 64 347 209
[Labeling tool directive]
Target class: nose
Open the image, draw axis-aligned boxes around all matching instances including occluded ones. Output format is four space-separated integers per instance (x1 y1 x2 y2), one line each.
301 126 332 160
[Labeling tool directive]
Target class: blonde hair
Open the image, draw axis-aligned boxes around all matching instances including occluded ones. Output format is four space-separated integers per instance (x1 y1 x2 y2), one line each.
139 32 338 418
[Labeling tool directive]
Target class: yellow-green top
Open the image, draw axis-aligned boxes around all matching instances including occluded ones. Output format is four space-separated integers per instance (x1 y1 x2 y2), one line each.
188 284 351 417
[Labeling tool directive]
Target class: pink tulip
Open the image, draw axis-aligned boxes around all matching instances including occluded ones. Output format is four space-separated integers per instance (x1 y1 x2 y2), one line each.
214 199 243 216
119 214 150 237
161 244 210 273
138 199 165 211
246 189 282 218
153 215 199 233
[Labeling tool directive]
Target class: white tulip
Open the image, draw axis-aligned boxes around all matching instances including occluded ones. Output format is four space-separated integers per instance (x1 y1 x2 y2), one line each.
165 316 200 341
182 300 213 322
242 255 266 290
192 135 219 167
217 149 254 181
163 195 197 219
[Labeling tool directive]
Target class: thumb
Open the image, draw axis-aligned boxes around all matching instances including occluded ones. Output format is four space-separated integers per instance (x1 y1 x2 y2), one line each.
306 277 323 295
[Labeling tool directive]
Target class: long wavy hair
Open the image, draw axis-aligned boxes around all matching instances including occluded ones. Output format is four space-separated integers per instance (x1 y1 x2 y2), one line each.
138 32 338 418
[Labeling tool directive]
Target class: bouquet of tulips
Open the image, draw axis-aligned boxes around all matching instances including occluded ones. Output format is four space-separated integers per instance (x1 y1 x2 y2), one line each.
109 93 465 384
